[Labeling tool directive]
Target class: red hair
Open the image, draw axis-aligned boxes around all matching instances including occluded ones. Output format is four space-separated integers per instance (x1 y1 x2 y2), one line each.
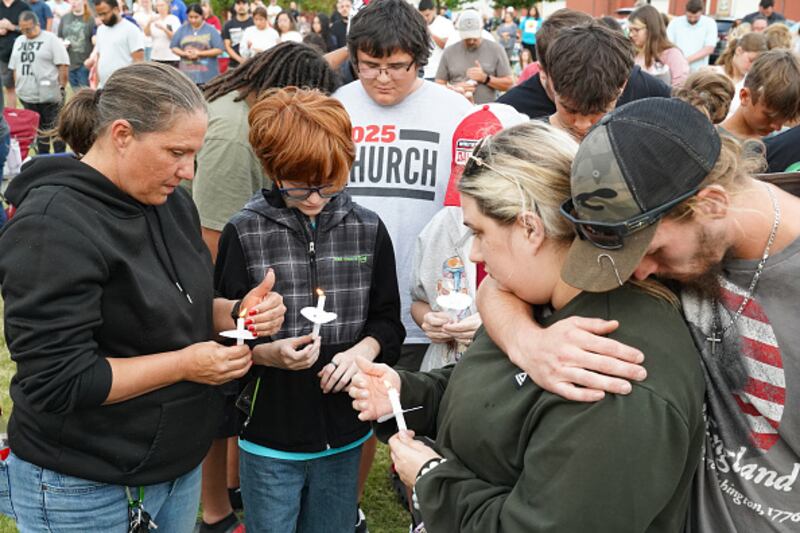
248 87 355 189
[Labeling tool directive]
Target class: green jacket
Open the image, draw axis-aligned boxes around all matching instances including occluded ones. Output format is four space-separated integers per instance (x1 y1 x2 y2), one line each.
386 285 705 532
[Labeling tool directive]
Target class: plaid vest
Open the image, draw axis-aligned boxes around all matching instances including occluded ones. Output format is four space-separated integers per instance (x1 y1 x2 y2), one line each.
229 189 380 345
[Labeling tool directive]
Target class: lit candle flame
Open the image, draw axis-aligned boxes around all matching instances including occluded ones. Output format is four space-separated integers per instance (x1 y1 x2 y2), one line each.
316 288 324 297
239 307 248 319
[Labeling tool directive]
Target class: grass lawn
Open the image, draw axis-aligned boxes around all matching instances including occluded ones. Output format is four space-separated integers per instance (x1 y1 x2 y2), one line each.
0 298 410 532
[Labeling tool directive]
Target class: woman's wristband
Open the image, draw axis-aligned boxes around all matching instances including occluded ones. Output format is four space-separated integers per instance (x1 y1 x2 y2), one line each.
412 457 447 510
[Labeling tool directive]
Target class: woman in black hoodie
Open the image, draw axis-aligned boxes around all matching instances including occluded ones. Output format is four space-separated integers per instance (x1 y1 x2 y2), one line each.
0 62 285 533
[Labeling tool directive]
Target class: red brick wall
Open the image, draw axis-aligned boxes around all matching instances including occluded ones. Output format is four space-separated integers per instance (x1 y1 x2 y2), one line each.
569 0 799 18
565 0 636 17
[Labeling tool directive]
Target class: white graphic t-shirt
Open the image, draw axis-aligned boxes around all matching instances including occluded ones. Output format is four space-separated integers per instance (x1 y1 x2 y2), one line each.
334 80 471 344
684 234 800 532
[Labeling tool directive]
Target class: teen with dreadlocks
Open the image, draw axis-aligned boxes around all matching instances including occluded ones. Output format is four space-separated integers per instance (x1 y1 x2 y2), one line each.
190 40 339 533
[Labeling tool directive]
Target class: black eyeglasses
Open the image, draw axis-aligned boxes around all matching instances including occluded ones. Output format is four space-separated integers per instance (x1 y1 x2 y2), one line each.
559 188 699 250
356 61 415 80
276 182 342 200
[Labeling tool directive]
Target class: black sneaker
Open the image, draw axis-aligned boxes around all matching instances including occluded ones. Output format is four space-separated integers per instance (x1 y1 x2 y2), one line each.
355 506 369 533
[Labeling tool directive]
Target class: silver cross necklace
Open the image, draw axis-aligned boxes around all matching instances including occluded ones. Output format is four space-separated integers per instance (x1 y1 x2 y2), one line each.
706 183 780 355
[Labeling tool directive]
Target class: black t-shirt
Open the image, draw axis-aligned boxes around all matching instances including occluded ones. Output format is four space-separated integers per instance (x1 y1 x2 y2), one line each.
497 65 672 119
0 0 30 62
330 18 347 50
496 72 554 118
221 17 253 68
764 126 800 173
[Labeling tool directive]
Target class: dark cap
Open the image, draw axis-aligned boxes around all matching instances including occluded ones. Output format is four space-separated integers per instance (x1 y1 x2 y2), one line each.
562 97 721 292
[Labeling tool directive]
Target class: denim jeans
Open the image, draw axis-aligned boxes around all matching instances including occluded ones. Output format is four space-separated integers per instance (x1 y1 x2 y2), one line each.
68 66 90 89
240 446 361 533
0 130 10 179
0 452 201 533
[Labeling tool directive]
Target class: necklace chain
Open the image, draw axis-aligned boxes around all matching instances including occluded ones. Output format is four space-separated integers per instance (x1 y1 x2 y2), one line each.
707 183 780 354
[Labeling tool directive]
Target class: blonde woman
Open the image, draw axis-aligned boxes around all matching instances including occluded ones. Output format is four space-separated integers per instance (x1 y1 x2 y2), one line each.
713 32 767 84
764 23 792 50
146 0 181 66
350 118 705 531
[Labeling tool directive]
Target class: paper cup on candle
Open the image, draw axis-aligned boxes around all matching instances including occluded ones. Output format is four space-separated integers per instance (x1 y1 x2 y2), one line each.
436 292 473 321
220 307 256 344
301 289 337 339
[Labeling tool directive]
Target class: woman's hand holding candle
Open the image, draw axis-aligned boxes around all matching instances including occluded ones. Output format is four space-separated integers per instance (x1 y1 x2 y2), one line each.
389 431 442 488
241 269 286 337
348 357 400 422
179 341 253 385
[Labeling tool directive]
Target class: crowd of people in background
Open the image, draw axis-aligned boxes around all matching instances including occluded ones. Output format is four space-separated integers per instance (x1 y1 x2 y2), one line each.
4 0 798 164
0 0 800 532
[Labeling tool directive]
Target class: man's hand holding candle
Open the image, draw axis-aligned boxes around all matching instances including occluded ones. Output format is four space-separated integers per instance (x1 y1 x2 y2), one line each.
240 269 286 338
348 357 400 421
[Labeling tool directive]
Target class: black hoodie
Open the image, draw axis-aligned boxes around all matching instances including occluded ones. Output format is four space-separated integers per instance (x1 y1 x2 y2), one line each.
0 156 221 486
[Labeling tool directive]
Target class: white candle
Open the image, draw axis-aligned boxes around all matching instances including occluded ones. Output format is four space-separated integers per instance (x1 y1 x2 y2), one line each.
312 289 325 338
236 315 245 346
385 380 407 432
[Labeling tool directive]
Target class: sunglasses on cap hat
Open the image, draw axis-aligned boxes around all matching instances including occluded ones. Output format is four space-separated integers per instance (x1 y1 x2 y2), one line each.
559 187 699 250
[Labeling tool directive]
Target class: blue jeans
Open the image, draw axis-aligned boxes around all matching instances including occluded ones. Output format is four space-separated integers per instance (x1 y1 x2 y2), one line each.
0 452 201 533
68 66 90 89
240 446 361 533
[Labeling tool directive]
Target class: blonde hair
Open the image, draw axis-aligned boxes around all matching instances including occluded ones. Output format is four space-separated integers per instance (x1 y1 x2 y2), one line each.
674 70 735 124
728 22 752 41
715 32 767 78
765 23 792 50
458 121 677 305
458 121 577 240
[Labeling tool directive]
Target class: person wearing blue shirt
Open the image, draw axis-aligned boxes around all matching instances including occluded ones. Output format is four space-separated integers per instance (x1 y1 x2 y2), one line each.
28 0 52 30
518 4 541 60
171 0 186 23
170 3 223 85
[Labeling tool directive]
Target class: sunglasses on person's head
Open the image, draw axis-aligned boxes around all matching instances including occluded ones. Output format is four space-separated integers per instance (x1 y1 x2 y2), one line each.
559 188 699 250
275 181 342 201
462 136 489 176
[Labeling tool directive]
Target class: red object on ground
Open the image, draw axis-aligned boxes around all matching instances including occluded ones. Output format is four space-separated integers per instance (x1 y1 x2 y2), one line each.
4 107 40 160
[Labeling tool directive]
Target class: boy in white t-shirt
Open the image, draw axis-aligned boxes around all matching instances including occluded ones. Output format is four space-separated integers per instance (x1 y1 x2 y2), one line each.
93 0 144 87
333 0 470 528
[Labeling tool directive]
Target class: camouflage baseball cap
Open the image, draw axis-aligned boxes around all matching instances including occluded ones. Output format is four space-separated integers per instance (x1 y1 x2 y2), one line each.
562 98 721 292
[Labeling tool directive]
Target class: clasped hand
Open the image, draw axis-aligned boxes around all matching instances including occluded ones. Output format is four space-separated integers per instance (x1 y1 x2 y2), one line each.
422 311 481 346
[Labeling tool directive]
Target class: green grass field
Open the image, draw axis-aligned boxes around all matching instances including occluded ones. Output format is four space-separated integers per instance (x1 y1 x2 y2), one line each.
0 298 410 532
